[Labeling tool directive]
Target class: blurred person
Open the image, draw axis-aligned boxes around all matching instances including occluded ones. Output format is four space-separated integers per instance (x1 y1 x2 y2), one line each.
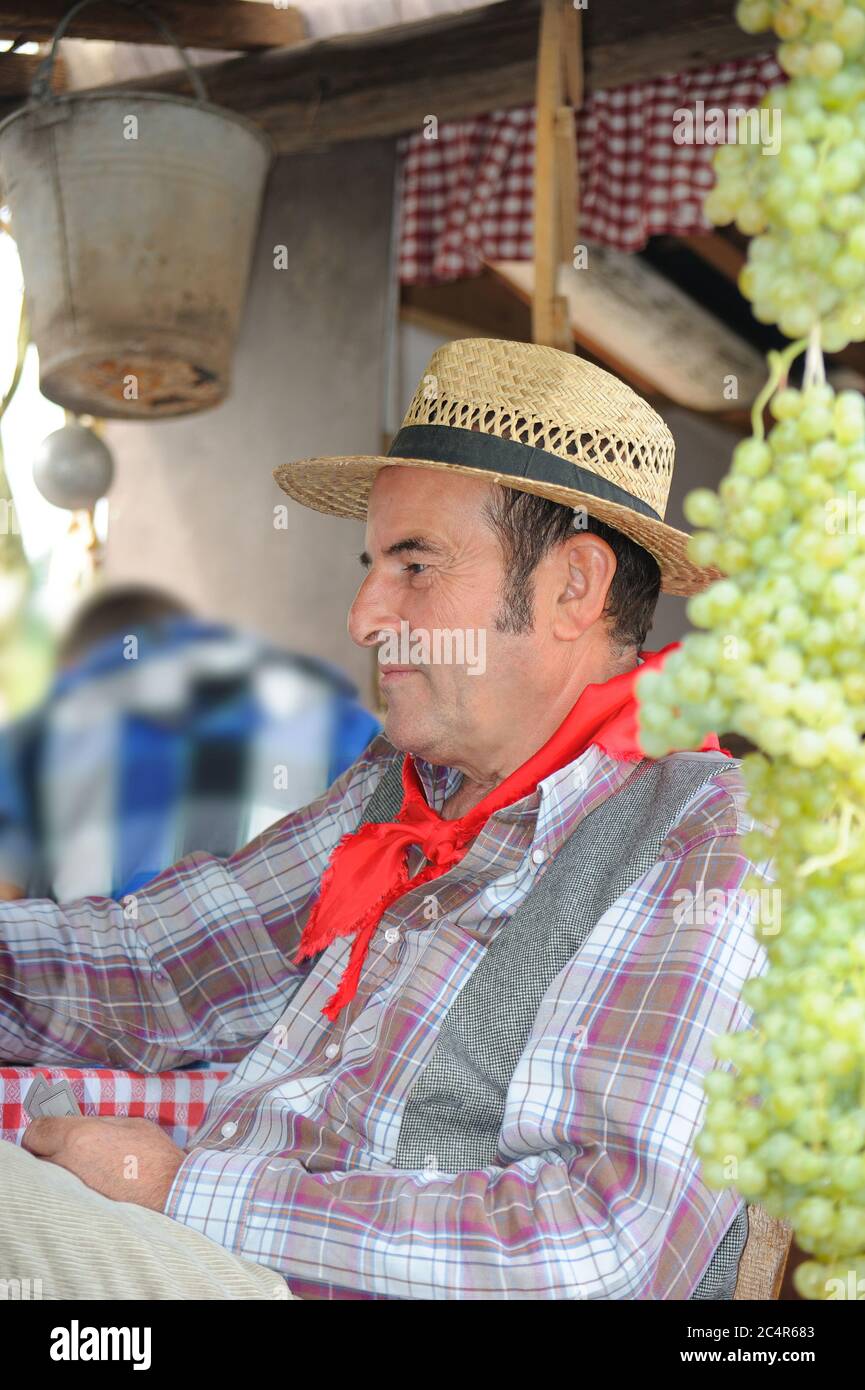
0 584 380 902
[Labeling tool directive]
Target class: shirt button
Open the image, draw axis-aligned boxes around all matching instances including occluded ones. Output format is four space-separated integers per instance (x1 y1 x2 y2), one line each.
221 1121 237 1138
531 848 547 865
384 927 400 943
325 1043 340 1059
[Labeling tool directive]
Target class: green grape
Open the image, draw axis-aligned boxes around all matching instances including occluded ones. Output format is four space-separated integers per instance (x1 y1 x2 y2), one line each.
770 386 804 418
834 7 865 51
736 0 774 31
824 146 864 189
683 488 722 528
809 39 846 75
827 192 865 229
830 251 865 285
780 40 812 75
813 0 845 22
687 531 720 567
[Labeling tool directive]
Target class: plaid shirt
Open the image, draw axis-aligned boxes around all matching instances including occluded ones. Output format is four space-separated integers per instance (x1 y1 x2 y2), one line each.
0 731 769 1299
0 618 380 901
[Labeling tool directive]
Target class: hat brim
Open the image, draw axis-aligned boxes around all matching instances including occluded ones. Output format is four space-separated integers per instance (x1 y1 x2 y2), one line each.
273 454 723 598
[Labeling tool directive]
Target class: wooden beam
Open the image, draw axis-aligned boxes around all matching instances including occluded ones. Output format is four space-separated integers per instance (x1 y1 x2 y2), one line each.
400 303 494 346
0 2 305 51
4 0 768 154
489 255 767 411
681 232 746 282
401 274 532 343
533 0 569 349
0 51 66 97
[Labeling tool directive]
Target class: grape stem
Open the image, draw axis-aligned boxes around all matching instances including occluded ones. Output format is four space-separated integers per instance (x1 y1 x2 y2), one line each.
750 337 808 439
803 324 824 389
797 798 861 878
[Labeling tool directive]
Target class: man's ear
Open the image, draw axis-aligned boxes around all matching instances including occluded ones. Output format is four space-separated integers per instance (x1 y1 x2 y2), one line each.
554 535 616 635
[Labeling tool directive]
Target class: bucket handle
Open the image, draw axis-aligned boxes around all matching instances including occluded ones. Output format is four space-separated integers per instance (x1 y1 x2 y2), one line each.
30 0 209 105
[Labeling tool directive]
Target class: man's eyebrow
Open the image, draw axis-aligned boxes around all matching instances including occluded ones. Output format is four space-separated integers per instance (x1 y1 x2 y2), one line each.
358 537 446 568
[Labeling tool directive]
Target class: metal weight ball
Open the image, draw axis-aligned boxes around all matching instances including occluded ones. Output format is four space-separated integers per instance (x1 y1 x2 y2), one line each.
32 422 114 510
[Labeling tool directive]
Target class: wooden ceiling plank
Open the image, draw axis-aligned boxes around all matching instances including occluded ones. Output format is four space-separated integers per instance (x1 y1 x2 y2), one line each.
0 2 305 51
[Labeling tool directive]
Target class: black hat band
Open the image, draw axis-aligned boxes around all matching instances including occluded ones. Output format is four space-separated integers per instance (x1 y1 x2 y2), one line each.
387 424 663 523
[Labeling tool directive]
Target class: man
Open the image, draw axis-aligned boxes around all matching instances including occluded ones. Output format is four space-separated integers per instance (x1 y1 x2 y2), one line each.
0 340 769 1299
0 584 380 902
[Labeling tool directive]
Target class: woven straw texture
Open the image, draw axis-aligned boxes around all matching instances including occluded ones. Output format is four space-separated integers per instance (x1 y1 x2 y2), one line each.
274 339 723 597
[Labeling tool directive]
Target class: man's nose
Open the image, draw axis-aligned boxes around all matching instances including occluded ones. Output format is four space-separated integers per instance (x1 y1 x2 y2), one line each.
347 571 401 650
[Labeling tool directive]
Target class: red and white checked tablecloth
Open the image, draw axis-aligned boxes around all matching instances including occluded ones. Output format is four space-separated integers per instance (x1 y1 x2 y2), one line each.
398 51 784 283
1 1068 231 1150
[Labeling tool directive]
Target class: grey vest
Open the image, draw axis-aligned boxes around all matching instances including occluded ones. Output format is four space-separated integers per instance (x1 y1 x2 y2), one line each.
358 749 749 1299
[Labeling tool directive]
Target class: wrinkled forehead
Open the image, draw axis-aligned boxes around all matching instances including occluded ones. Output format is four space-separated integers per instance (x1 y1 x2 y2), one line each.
366 463 496 531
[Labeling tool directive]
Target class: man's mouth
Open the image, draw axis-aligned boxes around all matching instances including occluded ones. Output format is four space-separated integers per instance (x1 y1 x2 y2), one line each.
380 665 423 682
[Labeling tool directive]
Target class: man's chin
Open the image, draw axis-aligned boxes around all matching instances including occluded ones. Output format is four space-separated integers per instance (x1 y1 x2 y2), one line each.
382 714 424 754
381 705 437 761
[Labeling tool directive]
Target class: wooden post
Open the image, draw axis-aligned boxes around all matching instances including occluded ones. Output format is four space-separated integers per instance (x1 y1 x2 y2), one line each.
533 0 565 348
532 0 583 351
733 1206 794 1301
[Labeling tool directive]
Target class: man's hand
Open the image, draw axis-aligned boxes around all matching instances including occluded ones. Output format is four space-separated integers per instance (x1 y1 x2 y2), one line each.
0 878 24 900
21 1115 186 1212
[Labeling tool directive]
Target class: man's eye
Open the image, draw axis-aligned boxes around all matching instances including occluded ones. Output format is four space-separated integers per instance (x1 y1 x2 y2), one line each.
403 563 428 575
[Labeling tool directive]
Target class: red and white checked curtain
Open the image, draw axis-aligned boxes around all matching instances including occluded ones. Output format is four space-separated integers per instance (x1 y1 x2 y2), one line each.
398 52 783 284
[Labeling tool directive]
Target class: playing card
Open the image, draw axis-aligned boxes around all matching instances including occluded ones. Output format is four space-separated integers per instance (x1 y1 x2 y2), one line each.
23 1077 48 1119
24 1077 82 1119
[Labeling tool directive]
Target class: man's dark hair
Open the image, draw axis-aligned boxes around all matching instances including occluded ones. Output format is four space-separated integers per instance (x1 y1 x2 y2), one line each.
59 584 191 665
481 487 661 653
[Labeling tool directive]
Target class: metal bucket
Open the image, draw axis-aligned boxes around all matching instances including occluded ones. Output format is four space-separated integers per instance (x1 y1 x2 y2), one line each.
0 0 273 418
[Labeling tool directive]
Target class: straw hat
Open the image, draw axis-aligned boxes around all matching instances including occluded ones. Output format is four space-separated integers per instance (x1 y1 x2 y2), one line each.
273 338 723 597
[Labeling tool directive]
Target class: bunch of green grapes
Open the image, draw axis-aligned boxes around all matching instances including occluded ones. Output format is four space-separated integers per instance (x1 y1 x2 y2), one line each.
699 859 865 1301
638 375 865 772
705 69 865 349
637 372 865 1297
737 0 865 78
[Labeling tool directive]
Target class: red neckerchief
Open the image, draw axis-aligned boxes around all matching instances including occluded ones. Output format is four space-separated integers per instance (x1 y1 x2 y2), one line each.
295 642 728 1020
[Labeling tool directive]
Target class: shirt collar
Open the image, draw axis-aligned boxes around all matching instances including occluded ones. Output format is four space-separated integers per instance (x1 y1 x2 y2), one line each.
411 742 642 855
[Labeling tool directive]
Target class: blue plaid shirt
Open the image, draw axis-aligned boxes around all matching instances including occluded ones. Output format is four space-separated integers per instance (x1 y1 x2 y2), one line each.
0 618 380 902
